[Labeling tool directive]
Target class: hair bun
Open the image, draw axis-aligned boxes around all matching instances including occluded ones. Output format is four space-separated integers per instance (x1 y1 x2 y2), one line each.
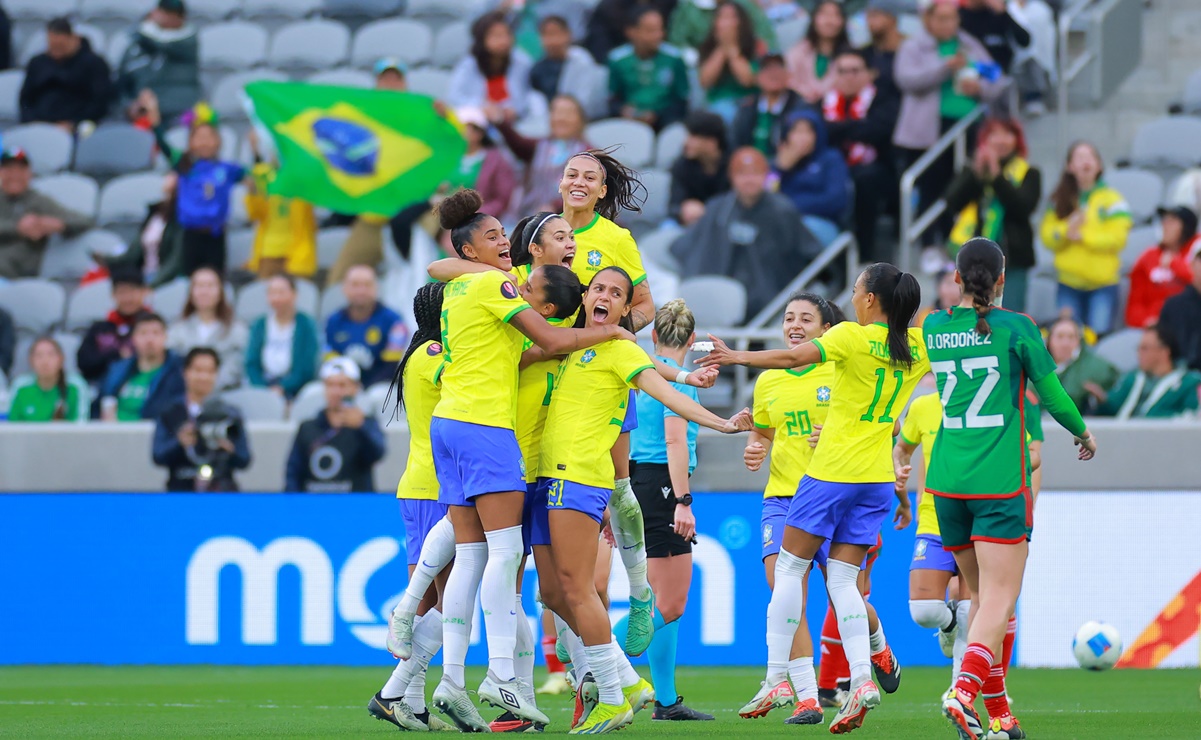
437 189 484 232
663 298 689 316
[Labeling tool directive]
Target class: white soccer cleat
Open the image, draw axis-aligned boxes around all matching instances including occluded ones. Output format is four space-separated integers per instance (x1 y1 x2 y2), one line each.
386 607 414 659
479 671 550 726
738 676 795 719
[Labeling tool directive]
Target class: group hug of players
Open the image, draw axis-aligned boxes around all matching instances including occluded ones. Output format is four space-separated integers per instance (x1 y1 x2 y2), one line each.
367 147 1098 738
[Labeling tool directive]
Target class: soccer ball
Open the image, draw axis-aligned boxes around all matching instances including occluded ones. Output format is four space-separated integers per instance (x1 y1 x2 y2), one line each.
1072 621 1122 670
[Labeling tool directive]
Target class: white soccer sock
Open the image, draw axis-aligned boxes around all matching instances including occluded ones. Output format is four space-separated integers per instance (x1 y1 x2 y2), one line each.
514 594 536 689
869 622 887 654
441 542 487 686
609 639 642 687
788 657 817 703
609 479 651 601
766 549 810 682
554 612 590 674
585 641 624 705
481 525 523 680
403 606 443 713
953 600 971 676
826 559 872 686
397 516 456 617
404 669 428 714
910 599 954 630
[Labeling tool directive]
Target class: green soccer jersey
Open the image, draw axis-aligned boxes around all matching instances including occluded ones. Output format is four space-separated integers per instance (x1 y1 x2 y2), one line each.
922 307 1057 497
608 44 691 118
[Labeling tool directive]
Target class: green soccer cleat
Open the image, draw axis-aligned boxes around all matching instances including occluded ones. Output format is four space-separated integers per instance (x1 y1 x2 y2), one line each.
623 591 656 657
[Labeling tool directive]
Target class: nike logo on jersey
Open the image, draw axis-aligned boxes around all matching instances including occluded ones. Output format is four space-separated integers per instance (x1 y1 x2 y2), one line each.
661 486 672 498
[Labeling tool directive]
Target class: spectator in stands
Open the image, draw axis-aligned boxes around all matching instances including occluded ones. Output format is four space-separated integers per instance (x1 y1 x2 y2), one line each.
77 267 151 386
786 0 850 105
584 0 675 64
958 0 1030 74
772 109 849 246
0 307 12 380
0 148 93 281
1125 206 1198 329
98 312 185 422
529 16 605 118
449 11 539 122
608 7 691 132
894 0 1005 260
670 111 731 227
19 17 112 130
864 0 907 103
7 336 89 422
1040 141 1132 336
0 5 11 71
697 1 763 123
1093 325 1201 419
374 57 407 92
152 347 250 491
245 275 320 400
1045 316 1119 414
944 117 1041 313
491 95 590 218
285 357 386 493
490 0 590 60
116 0 201 125
244 131 317 280
1158 250 1201 372
324 266 407 387
671 147 822 318
822 48 900 264
915 263 962 325
167 267 248 391
1008 0 1056 117
730 53 806 159
670 0 775 53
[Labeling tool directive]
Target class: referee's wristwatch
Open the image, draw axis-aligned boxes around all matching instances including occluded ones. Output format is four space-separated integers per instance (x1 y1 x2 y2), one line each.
674 493 693 507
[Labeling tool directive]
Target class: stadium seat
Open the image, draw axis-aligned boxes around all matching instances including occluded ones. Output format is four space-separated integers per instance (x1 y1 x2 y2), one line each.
32 173 100 219
74 125 157 179
641 255 681 303
151 279 190 321
1121 225 1158 273
227 183 251 229
351 18 433 69
64 278 113 331
1024 273 1060 325
1129 116 1201 175
0 70 24 125
51 330 82 376
104 31 130 68
212 70 289 121
8 334 34 378
4 0 80 23
318 285 348 322
1182 67 1201 115
365 381 399 427
654 121 687 169
1106 167 1164 224
39 229 122 281
199 21 270 73
324 0 404 29
584 119 655 169
317 227 351 270
1094 328 1142 375
431 22 471 69
226 228 257 272
307 68 375 89
3 124 73 175
187 0 239 22
775 14 809 50
0 279 66 334
78 0 154 25
98 173 164 232
220 387 287 422
636 225 683 272
679 275 748 327
406 68 453 98
243 0 322 24
630 167 672 227
19 23 106 65
406 0 488 24
268 19 351 74
288 380 327 422
235 278 320 324
157 125 239 170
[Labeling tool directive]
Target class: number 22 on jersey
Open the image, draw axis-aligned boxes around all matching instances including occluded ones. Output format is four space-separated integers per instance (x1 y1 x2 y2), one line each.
931 357 1003 429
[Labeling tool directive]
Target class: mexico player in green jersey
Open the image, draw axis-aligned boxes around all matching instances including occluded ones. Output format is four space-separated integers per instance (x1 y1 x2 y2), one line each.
923 238 1097 740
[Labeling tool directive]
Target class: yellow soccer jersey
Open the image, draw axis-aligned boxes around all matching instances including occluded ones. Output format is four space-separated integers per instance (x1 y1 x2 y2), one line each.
808 322 930 483
900 392 943 536
396 340 443 500
433 271 532 430
538 339 654 489
570 214 647 287
516 317 569 484
752 363 836 498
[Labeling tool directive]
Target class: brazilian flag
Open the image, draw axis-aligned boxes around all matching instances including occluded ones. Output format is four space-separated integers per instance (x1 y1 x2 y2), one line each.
245 81 466 216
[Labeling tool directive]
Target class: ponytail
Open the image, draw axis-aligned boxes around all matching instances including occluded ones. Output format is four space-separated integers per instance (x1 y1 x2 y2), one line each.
861 263 921 369
511 211 560 268
955 237 1006 337
387 282 445 422
569 149 646 221
787 290 845 328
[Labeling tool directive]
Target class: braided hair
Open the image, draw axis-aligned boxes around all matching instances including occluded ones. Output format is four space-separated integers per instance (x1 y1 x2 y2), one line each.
955 237 1006 337
387 282 446 422
569 149 647 221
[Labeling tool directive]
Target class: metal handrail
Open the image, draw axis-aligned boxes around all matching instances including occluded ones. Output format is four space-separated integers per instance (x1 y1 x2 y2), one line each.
1056 0 1096 156
745 231 859 329
897 106 987 273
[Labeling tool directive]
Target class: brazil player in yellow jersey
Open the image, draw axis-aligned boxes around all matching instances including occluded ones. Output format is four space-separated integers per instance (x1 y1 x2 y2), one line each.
923 238 1096 740
537 267 753 734
423 190 632 732
701 263 927 734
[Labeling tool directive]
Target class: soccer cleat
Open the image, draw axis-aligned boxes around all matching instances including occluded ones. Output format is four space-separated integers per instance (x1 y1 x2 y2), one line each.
818 687 844 708
415 709 456 732
623 591 656 656
652 695 714 721
942 687 986 740
738 677 795 719
622 677 656 715
368 692 429 732
870 646 902 694
556 637 572 666
568 700 634 735
478 672 550 726
387 607 415 659
432 678 491 733
489 710 545 733
537 672 570 696
829 680 881 734
939 601 959 659
985 714 1026 740
573 672 598 729
784 698 824 725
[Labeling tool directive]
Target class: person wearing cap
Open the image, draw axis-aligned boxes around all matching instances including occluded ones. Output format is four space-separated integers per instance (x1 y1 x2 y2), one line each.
77 266 153 386
0 147 93 281
1126 206 1199 329
1158 250 1201 373
730 53 806 159
375 58 408 92
669 111 730 226
19 16 113 130
285 357 387 493
115 0 200 124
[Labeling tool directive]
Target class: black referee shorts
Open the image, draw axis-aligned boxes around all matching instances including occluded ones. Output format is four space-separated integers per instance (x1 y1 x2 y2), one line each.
630 461 691 558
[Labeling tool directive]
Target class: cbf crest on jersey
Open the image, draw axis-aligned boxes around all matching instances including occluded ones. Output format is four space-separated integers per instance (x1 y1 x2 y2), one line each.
817 386 831 403
581 349 597 364
587 250 602 267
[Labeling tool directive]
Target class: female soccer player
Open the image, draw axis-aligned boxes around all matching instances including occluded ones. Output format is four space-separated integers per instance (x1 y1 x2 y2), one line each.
700 263 926 733
923 238 1095 740
425 190 632 731
537 266 753 733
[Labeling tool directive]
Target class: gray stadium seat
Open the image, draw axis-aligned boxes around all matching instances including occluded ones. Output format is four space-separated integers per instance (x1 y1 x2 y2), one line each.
199 21 270 72
0 70 24 125
65 278 113 331
316 227 351 270
431 22 471 69
151 279 191 321
1182 67 1201 115
405 0 488 23
39 229 122 281
1121 225 1158 273
8 335 34 378
5 0 80 23
774 14 809 50
212 70 289 121
244 0 322 23
226 228 257 272
78 0 154 24
0 279 66 334
406 68 453 98
319 285 348 321
74 125 157 179
630 167 671 227
288 380 327 422
654 122 687 170
307 68 375 89
365 381 398 427
220 387 287 422
1129 116 1201 174
32 174 100 219
19 23 106 65
1094 328 1142 375
584 119 655 169
51 330 82 376
187 0 240 21
268 19 350 73
1024 273 1060 325
105 32 130 68
158 125 239 170
351 18 433 69
679 275 748 328
97 173 163 228
635 225 682 272
4 124 74 175
1106 168 1164 224
235 278 320 325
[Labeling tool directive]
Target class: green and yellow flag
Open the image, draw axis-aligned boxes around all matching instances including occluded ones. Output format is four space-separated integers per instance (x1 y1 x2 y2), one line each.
244 81 466 216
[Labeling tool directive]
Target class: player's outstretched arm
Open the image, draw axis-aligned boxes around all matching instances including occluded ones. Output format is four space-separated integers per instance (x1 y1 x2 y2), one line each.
635 369 752 433
696 334 821 370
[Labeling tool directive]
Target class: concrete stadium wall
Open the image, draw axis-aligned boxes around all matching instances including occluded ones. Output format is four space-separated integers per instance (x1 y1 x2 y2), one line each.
0 419 1198 492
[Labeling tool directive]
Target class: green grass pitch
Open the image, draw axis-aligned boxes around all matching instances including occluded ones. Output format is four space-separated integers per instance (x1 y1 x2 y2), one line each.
0 665 1198 738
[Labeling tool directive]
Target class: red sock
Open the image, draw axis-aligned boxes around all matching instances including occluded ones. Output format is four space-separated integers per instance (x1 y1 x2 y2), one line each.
1001 616 1017 676
818 605 848 690
982 661 1010 719
541 634 565 674
954 643 995 703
